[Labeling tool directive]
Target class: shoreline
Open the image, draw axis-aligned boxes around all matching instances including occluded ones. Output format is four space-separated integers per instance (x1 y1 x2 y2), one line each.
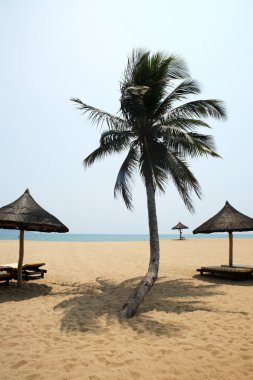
1 232 253 243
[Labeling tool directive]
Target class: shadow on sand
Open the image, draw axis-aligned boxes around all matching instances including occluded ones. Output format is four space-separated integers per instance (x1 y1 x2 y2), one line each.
193 273 253 287
54 277 223 336
0 282 52 303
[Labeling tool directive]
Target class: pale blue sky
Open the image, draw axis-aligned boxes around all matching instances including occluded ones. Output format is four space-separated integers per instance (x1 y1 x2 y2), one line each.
1 0 252 233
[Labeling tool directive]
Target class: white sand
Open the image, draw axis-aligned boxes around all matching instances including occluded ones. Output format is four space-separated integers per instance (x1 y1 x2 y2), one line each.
0 238 253 379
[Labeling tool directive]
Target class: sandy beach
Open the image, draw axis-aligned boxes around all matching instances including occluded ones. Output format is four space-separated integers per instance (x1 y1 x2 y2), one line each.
0 238 253 380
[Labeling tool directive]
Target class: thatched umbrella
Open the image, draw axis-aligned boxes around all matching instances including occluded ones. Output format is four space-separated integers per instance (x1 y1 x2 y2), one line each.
193 201 253 266
0 189 69 285
172 222 189 240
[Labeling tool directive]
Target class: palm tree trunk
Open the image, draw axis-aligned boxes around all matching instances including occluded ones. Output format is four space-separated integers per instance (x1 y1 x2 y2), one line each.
17 229 24 286
120 181 160 319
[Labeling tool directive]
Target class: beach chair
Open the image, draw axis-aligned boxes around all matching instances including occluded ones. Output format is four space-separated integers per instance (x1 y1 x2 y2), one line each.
0 272 11 285
0 262 47 280
0 264 14 272
197 265 253 280
22 263 47 279
0 264 16 278
222 264 253 270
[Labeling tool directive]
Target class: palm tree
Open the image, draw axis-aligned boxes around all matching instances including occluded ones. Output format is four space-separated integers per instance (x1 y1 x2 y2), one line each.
71 49 226 318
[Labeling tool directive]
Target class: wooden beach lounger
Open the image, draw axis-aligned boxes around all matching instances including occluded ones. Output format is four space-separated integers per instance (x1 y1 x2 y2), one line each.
0 263 47 280
197 265 253 280
22 263 47 279
222 264 253 270
0 272 11 285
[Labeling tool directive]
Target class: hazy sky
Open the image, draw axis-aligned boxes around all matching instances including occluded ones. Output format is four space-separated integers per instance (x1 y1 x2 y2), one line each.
1 0 252 234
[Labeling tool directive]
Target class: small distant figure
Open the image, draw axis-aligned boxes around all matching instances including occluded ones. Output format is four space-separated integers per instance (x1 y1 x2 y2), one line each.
172 222 189 240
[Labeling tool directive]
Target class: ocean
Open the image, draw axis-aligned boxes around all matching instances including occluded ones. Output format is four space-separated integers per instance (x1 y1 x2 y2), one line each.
0 230 253 242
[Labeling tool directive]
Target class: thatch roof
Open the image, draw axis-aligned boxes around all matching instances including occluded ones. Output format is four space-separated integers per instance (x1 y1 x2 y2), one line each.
0 189 68 233
172 222 188 230
193 201 253 234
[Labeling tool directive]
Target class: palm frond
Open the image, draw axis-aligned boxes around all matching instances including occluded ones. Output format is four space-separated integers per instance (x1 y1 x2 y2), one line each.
83 147 106 168
84 130 133 168
161 118 211 131
153 79 201 119
169 132 220 158
167 152 201 212
169 99 227 120
181 132 220 157
120 50 190 119
100 130 134 150
71 98 129 130
121 49 150 91
155 123 220 158
114 144 139 209
163 54 189 80
139 138 169 192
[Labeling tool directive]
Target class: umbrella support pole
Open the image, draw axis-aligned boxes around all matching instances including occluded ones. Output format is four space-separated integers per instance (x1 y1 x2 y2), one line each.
229 231 233 267
17 230 24 286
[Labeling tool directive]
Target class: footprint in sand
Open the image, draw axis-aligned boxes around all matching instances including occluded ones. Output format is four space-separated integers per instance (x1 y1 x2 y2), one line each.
12 359 27 369
130 371 140 379
64 363 78 372
25 374 42 380
241 354 253 361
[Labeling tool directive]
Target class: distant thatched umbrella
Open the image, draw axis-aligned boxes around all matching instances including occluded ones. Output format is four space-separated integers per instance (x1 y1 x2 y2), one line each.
193 201 253 266
172 222 189 240
0 189 69 285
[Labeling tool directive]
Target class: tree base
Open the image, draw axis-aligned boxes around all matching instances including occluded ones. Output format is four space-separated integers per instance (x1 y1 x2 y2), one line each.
119 272 157 319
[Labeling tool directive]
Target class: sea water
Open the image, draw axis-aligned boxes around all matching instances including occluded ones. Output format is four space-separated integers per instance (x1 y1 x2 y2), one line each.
0 230 252 242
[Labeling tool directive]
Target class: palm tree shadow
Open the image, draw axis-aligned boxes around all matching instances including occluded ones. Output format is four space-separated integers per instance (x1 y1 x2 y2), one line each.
54 277 222 336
